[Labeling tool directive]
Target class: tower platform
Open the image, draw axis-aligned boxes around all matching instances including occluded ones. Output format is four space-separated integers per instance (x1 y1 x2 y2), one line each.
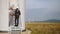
0 30 31 34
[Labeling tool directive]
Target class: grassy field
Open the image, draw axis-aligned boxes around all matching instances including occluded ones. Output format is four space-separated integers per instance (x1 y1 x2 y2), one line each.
26 22 60 34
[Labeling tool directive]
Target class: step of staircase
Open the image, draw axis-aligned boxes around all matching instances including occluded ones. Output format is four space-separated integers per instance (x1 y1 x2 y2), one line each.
0 30 31 34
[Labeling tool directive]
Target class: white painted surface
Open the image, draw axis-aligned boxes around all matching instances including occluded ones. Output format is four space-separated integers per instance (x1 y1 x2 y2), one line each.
18 0 25 30
0 0 25 31
0 0 9 31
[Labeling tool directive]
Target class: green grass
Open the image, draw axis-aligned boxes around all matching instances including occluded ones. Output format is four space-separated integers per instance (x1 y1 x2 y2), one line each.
26 22 60 34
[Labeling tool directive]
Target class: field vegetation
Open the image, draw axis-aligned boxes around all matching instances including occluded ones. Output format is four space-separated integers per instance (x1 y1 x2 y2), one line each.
26 22 60 34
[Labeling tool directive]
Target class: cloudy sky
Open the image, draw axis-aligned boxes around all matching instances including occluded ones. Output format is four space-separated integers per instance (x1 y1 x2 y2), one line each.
26 0 60 21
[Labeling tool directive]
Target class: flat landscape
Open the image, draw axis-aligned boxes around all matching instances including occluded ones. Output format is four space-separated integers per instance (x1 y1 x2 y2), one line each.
26 22 60 34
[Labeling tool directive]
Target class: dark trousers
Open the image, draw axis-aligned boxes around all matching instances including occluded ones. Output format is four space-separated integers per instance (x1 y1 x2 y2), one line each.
15 17 19 26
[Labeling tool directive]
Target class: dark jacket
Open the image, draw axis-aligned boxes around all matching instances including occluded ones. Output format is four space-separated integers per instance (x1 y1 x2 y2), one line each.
15 8 21 18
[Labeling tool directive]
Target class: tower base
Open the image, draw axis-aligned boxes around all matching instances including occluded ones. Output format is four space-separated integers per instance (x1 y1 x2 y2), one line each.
0 30 31 34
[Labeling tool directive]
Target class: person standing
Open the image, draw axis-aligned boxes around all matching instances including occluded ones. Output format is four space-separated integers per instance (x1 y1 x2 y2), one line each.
15 8 21 26
9 7 14 26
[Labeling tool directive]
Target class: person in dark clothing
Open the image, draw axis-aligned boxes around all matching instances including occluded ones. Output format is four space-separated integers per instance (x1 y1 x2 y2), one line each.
15 8 21 26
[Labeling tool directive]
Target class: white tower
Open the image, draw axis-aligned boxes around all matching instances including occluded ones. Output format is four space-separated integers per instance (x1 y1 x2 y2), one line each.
0 0 9 31
0 0 25 31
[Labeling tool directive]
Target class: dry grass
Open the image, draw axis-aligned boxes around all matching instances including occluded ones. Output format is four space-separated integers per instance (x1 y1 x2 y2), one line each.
26 22 60 34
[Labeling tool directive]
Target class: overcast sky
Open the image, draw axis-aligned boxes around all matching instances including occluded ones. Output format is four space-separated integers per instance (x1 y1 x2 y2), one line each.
26 0 60 21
